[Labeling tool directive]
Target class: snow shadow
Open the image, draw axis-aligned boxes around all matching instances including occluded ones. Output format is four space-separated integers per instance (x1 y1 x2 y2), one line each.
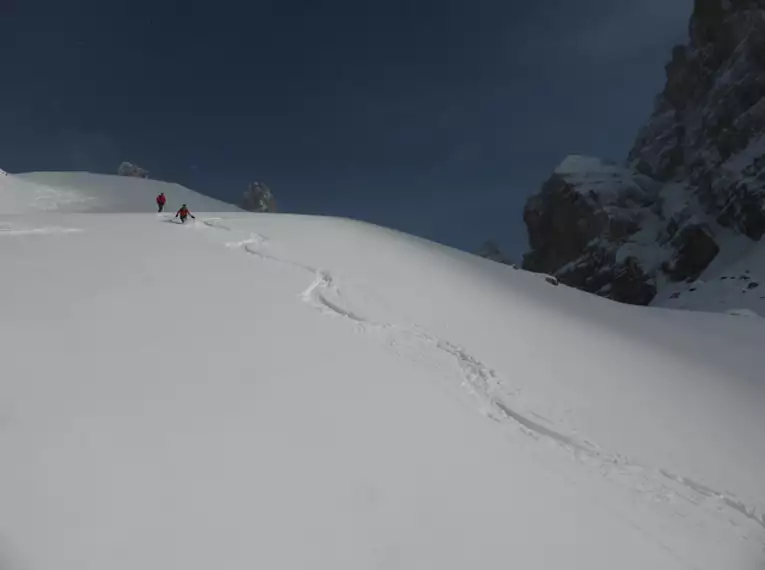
161 218 185 225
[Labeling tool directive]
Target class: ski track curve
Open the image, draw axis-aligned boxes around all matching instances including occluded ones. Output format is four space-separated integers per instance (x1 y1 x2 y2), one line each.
201 218 765 534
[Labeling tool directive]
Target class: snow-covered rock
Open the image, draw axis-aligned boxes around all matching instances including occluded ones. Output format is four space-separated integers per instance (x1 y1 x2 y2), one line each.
476 240 515 266
117 161 149 178
523 0 765 305
239 181 277 212
523 156 665 304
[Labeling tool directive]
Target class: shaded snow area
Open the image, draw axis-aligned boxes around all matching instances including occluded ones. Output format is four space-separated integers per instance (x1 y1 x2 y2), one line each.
1 173 764 569
721 132 765 178
655 235 765 317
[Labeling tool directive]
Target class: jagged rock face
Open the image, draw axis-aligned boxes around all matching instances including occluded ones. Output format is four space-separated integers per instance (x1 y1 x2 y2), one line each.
523 173 609 275
612 257 658 306
630 0 765 232
117 162 149 179
631 1 765 178
523 157 665 304
240 182 277 213
522 0 765 306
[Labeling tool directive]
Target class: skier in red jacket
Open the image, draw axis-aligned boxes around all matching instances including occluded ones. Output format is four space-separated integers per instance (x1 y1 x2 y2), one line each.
176 204 195 223
156 192 167 212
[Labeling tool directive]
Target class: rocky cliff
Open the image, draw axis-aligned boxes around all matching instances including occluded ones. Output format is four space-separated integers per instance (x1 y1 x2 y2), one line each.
522 0 765 305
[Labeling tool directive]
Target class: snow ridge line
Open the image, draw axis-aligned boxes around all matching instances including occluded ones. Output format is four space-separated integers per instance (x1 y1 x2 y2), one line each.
203 220 765 529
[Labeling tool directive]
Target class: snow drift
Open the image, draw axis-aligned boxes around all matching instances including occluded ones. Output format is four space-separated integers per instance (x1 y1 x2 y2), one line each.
0 172 763 569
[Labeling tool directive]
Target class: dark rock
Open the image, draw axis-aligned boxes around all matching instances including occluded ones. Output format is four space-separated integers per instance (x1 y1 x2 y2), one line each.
670 292 682 299
523 174 609 275
748 281 760 289
631 0 765 221
610 257 657 305
667 224 720 281
522 157 662 305
715 183 765 239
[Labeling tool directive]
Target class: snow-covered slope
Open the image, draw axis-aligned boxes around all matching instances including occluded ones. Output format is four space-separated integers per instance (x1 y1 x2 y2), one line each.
1 170 238 213
1 176 764 569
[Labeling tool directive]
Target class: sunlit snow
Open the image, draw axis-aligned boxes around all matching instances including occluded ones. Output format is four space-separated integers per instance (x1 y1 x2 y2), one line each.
0 171 763 569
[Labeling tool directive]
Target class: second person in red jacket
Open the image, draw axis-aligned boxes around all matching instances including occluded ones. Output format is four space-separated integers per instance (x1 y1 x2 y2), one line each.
176 204 195 223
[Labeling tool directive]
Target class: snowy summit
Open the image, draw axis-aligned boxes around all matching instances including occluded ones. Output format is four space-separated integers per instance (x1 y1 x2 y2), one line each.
0 169 764 569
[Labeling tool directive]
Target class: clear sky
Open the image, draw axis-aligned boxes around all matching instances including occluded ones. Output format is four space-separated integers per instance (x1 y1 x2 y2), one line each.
0 0 693 258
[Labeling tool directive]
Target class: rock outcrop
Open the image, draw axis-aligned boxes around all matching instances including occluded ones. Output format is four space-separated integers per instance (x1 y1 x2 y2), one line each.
117 162 149 179
240 182 277 213
522 0 765 305
476 240 515 266
523 156 663 304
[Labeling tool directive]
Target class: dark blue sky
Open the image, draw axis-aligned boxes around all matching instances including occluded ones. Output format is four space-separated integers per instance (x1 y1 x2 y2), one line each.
0 0 692 257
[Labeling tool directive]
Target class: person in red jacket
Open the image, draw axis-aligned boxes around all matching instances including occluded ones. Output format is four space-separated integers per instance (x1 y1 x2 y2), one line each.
175 204 195 223
156 192 167 212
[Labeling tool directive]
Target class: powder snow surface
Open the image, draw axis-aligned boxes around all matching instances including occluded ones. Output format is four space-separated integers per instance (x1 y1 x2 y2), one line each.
0 171 763 569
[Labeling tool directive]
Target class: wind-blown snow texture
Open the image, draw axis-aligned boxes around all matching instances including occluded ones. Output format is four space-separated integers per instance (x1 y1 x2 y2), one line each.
0 171 764 569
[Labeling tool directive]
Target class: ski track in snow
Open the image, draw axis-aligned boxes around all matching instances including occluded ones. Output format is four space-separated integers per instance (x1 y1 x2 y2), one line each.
202 217 765 533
